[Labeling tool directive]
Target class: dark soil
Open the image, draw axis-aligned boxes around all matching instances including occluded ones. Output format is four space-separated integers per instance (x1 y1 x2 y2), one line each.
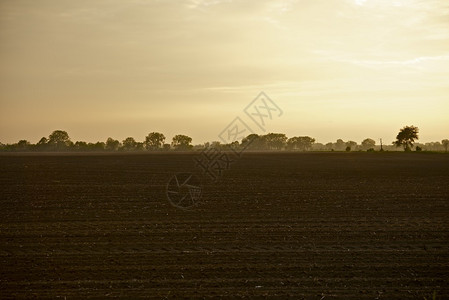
0 152 448 299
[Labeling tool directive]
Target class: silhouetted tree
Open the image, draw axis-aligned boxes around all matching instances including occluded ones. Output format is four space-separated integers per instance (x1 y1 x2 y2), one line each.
122 137 137 151
241 134 265 150
442 139 449 152
135 142 144 151
394 126 419 151
172 135 192 151
74 141 88 151
287 136 315 151
38 137 48 144
35 137 49 151
5 128 443 153
228 141 239 150
263 133 287 150
105 138 120 151
361 138 376 150
204 141 223 151
144 132 165 151
16 140 30 151
48 130 71 150
87 142 105 151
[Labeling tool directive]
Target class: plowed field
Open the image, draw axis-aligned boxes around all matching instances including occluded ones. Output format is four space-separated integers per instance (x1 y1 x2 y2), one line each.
1 152 448 299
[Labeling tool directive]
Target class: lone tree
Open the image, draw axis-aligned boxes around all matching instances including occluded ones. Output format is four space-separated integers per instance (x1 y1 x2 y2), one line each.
48 130 72 150
394 126 419 151
442 139 449 152
172 134 192 151
145 132 165 150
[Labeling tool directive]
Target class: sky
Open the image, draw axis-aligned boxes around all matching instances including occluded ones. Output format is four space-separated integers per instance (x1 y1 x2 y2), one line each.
0 0 448 145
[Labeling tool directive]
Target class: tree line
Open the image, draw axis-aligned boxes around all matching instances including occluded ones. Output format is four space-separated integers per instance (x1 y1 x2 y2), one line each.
1 126 448 152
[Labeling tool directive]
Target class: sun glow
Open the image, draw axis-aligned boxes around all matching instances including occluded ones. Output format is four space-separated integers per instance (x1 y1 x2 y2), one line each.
0 0 448 144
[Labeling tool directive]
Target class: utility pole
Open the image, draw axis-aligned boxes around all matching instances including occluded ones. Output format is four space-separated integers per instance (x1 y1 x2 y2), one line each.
380 138 383 151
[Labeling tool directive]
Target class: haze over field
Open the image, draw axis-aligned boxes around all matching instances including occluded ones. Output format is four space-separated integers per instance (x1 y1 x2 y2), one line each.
1 0 448 144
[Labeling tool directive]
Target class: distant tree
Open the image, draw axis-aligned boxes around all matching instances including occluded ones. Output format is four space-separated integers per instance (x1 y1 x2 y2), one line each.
0 142 4 151
287 136 315 151
345 146 351 152
87 142 105 151
263 133 287 150
442 139 449 152
335 139 346 151
35 137 49 151
172 135 192 151
74 141 88 151
228 141 239 150
37 137 48 145
122 137 137 151
205 141 222 150
48 130 71 150
311 142 325 151
105 138 120 151
424 142 443 151
325 142 334 151
241 134 265 150
135 142 145 151
415 146 422 152
394 126 419 151
192 143 205 151
286 137 296 150
16 140 30 151
346 141 357 151
163 143 171 151
144 132 166 151
361 138 376 151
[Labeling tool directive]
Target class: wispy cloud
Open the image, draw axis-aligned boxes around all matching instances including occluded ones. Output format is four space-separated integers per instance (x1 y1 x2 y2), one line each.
186 0 232 9
340 55 449 67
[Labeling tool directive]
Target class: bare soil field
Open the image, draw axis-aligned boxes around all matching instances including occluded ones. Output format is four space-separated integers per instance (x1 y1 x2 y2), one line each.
0 152 448 299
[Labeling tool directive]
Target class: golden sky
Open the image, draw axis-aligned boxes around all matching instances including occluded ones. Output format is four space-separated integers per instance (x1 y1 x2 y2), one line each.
1 0 448 144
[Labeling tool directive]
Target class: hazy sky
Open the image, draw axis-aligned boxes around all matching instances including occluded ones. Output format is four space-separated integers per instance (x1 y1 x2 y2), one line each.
1 0 448 144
